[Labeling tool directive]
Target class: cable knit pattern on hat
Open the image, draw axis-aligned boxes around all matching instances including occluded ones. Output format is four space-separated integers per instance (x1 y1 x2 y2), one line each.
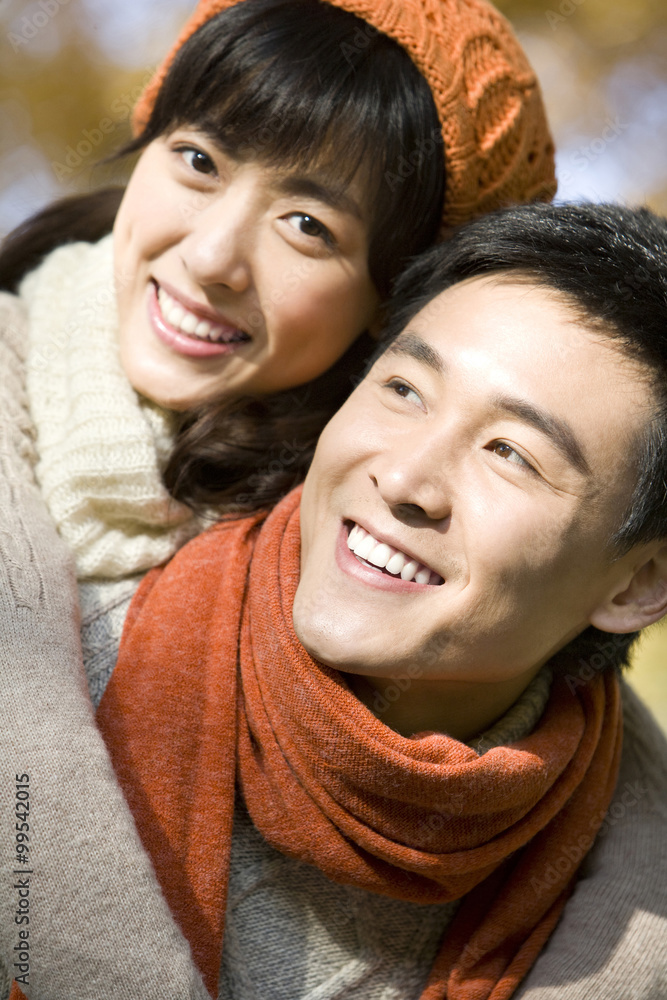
132 0 557 228
20 236 196 580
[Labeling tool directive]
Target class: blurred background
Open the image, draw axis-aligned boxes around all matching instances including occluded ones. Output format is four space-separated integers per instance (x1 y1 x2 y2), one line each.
1 0 666 730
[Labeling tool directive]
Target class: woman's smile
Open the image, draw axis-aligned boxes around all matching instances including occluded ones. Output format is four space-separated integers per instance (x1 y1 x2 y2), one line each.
149 281 251 358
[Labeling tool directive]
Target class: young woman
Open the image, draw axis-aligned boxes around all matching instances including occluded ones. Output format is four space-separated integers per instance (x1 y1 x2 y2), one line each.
0 0 555 996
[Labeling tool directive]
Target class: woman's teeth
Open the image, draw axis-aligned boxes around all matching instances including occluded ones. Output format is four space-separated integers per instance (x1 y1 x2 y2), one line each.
157 287 249 344
347 524 443 585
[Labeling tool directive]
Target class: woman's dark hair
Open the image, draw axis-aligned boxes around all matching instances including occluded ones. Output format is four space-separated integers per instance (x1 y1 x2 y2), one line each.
0 188 124 294
0 0 445 515
377 200 667 673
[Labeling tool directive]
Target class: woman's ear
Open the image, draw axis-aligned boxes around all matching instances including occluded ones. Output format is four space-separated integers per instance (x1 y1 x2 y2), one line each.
590 543 667 633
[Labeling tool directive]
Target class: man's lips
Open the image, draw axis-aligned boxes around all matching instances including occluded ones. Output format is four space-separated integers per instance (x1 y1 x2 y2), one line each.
147 281 252 359
335 521 444 592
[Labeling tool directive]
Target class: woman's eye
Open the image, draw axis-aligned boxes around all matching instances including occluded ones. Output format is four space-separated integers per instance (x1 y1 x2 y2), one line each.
490 441 534 472
178 146 216 175
285 213 334 246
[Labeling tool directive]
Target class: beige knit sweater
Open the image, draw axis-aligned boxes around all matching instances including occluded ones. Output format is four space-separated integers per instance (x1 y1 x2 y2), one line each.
20 235 196 580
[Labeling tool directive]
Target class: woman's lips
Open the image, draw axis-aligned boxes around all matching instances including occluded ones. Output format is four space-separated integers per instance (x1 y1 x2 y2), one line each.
335 521 444 593
147 281 251 359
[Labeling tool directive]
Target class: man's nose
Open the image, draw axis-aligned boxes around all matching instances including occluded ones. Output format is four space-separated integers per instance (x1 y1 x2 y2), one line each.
179 184 255 293
368 435 453 523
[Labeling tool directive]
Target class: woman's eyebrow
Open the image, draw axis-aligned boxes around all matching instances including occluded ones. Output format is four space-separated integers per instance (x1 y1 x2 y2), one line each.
275 176 363 219
176 127 363 219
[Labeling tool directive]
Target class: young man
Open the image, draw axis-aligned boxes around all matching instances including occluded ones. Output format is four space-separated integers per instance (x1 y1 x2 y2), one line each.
2 202 667 999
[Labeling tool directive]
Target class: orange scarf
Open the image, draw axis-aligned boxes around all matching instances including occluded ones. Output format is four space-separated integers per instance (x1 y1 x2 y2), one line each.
94 486 622 1000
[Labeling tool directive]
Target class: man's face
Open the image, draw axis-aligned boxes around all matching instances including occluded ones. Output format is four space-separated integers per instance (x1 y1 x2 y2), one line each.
294 276 653 686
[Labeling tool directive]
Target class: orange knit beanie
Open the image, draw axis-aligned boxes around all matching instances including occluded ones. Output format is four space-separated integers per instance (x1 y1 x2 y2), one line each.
132 0 556 229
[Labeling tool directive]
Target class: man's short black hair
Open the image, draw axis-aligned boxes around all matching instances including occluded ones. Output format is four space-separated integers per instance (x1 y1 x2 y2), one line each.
381 201 667 674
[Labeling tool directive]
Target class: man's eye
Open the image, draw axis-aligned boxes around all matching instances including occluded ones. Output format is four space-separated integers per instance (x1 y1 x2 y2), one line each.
386 378 422 406
179 146 216 175
490 441 534 472
285 213 334 246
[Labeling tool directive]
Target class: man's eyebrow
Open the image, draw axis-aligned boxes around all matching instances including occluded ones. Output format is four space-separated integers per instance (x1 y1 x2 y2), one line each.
384 334 591 476
384 333 446 374
492 394 591 476
275 176 363 220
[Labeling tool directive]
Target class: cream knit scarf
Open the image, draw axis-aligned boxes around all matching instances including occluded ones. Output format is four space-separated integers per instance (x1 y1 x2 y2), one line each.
20 234 196 580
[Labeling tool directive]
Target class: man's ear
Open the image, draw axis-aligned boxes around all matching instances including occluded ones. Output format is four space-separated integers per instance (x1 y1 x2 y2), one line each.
590 543 667 633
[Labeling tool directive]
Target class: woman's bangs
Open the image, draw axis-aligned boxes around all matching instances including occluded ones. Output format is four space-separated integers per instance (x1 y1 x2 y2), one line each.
141 0 445 292
151 9 391 188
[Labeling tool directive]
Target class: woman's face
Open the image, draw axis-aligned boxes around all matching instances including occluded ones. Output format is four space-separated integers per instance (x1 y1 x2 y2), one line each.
113 128 380 410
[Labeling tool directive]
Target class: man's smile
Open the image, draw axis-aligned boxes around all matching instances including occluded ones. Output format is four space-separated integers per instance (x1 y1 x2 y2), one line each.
335 520 444 592
347 520 444 584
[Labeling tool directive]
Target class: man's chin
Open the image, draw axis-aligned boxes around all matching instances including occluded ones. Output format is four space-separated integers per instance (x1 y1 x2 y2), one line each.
292 604 371 674
293 621 347 670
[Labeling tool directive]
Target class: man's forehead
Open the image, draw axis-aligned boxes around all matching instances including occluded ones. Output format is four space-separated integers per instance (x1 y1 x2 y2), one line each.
375 275 654 493
385 275 643 392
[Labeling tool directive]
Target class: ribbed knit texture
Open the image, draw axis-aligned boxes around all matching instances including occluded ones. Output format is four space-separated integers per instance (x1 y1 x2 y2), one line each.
19 235 196 580
206 682 667 1000
514 681 667 1000
132 0 557 229
218 667 553 1000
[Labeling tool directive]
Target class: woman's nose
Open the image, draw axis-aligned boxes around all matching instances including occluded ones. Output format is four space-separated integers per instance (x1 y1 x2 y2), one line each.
179 183 256 293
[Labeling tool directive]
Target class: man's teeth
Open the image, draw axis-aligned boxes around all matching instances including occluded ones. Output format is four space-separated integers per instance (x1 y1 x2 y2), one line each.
347 524 442 585
157 287 248 343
